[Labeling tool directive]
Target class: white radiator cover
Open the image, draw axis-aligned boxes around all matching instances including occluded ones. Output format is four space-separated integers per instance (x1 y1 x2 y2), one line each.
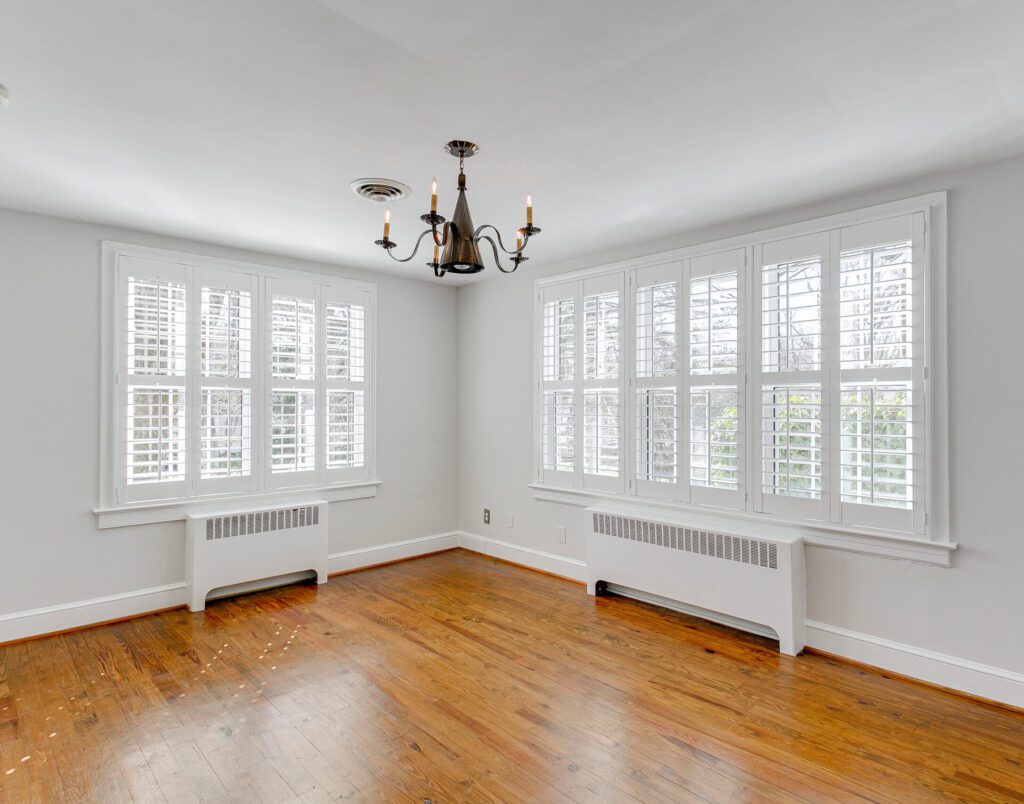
587 504 806 655
186 500 328 611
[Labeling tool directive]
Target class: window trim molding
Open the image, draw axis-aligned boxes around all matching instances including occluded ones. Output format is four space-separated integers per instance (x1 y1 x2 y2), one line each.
533 192 951 561
99 241 378 525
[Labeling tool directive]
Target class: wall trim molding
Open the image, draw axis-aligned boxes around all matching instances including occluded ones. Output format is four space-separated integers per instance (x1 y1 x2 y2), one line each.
805 620 1024 710
0 582 188 645
457 531 587 582
327 532 461 574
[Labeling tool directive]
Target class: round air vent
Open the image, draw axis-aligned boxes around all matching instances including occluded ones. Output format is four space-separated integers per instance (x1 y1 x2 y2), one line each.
350 178 410 202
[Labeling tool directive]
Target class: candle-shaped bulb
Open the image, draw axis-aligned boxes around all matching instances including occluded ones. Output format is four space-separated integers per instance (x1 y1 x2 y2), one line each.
383 208 391 240
516 229 523 252
433 242 440 264
526 194 533 226
430 177 438 213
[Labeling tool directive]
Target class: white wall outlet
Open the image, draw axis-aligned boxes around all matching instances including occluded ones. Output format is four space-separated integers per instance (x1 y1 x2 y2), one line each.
506 513 514 528
556 526 566 544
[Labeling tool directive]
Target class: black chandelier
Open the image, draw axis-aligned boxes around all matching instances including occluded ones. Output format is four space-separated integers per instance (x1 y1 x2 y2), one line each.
374 140 540 278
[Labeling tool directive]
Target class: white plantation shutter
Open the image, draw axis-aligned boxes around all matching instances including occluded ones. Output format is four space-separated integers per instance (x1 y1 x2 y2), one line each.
582 274 624 491
633 262 683 500
196 268 256 493
755 233 828 520
269 281 317 483
532 200 938 541
120 256 188 502
323 288 370 482
832 214 923 532
687 249 744 508
105 244 377 512
540 283 577 485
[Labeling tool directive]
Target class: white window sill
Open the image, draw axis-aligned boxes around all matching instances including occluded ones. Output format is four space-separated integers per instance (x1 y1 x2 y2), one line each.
95 480 381 529
529 484 956 567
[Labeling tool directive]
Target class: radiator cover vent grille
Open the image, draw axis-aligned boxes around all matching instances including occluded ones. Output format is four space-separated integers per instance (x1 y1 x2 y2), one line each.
593 512 777 569
205 505 319 541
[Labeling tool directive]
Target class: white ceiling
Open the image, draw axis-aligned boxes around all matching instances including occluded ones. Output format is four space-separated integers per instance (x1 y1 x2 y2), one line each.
1 1 1023 285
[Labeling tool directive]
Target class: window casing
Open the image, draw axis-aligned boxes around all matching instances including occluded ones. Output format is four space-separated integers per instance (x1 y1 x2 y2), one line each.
102 244 375 512
534 197 944 543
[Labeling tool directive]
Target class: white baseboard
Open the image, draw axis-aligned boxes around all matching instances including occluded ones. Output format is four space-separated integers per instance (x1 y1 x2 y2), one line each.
0 582 188 644
805 620 1024 710
328 531 461 575
457 531 587 582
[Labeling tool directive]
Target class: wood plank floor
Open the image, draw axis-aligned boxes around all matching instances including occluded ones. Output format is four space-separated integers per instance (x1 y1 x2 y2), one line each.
1 550 1022 803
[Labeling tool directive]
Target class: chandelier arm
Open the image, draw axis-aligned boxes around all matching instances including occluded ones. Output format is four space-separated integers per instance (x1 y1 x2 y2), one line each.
385 228 437 263
479 235 520 274
473 224 528 255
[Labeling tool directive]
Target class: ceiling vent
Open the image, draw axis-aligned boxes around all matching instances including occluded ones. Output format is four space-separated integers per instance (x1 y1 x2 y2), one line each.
350 178 410 202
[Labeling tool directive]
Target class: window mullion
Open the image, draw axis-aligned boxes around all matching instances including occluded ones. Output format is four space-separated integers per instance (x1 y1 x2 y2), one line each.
316 286 326 485
187 264 201 498
826 229 842 523
574 280 584 487
679 259 691 503
255 275 268 493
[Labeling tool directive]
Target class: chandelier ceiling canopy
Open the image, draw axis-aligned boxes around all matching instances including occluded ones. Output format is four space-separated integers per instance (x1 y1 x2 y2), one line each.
373 140 540 279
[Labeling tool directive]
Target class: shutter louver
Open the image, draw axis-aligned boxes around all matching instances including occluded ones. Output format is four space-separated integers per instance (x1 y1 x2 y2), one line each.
540 286 578 484
689 387 739 490
688 251 743 505
635 388 678 484
542 390 575 472
582 278 624 489
270 292 316 478
835 216 920 531
123 270 188 496
199 282 253 483
757 235 825 515
634 265 683 497
761 385 823 499
324 299 367 476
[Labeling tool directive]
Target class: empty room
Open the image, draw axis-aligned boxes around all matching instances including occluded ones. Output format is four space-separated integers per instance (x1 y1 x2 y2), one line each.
2 1 1024 801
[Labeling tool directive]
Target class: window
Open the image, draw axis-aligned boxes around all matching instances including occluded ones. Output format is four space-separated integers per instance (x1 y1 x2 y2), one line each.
634 263 681 498
103 245 375 511
755 233 826 520
687 250 743 508
535 198 941 542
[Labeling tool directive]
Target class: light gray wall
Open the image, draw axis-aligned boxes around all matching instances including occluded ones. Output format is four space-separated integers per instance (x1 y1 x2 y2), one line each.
457 153 1024 676
0 208 459 616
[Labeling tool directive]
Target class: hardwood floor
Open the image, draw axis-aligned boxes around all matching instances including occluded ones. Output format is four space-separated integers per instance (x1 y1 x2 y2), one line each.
1 550 1022 802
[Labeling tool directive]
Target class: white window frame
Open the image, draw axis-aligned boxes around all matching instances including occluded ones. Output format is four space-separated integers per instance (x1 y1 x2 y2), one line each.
532 193 952 566
98 242 378 528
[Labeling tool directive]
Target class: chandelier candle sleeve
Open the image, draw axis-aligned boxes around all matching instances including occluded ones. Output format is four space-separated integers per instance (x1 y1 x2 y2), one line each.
431 178 438 213
526 195 533 226
516 231 523 251
383 208 390 240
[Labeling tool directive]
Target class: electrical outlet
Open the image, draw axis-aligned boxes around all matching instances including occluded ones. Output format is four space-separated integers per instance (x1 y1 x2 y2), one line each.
483 508 491 525
506 513 514 528
556 526 566 544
